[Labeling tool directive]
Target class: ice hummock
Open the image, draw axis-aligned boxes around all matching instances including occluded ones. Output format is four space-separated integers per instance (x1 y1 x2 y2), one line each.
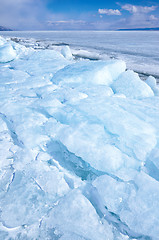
145 75 159 96
61 46 73 60
52 59 126 86
112 70 154 99
0 35 159 240
0 38 16 63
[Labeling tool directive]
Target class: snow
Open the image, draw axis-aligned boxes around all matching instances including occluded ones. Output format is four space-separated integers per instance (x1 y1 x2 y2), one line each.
0 35 159 240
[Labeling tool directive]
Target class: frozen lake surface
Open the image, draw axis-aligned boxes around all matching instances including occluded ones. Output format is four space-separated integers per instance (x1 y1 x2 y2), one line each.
0 33 159 240
1 31 159 81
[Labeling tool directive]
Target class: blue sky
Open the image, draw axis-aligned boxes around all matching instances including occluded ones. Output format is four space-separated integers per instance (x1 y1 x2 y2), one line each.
0 0 158 30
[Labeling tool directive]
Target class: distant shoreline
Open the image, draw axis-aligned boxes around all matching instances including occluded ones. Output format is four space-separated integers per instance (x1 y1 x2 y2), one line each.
0 26 12 31
118 27 159 31
0 27 159 32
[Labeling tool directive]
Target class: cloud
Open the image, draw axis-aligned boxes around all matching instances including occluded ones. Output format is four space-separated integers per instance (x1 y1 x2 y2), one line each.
122 4 157 14
98 9 121 16
0 0 51 30
0 0 158 30
48 20 86 25
149 15 158 21
119 4 159 29
46 19 96 30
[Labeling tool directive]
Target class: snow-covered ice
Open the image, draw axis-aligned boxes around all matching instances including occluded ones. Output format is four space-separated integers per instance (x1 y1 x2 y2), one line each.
0 35 159 240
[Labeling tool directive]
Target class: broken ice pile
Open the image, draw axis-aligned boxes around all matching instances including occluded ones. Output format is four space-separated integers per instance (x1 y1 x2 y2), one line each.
0 35 159 240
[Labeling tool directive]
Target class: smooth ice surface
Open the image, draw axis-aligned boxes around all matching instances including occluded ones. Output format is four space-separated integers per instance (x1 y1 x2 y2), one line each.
0 35 159 240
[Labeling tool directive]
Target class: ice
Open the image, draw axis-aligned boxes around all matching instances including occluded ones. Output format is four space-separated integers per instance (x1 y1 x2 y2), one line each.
0 36 7 46
93 172 159 239
47 121 126 173
52 59 126 86
12 49 71 77
51 92 156 174
145 76 159 96
0 43 16 63
40 189 114 240
112 70 154 99
72 49 101 60
0 35 159 239
1 31 159 77
61 46 73 60
0 117 15 168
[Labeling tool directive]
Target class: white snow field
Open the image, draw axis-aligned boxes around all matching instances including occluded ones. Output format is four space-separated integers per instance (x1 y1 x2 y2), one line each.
0 35 159 240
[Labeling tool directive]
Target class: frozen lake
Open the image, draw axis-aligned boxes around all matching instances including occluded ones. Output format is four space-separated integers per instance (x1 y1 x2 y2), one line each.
1 31 159 81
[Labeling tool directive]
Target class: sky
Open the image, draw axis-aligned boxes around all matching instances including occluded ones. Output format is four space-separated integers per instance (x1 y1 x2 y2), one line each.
0 0 159 30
